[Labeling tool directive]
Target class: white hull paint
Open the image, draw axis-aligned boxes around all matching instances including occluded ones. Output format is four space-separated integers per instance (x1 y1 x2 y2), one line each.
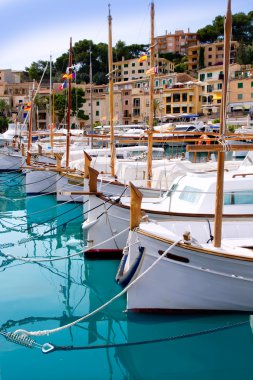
125 226 253 312
0 148 23 171
25 170 57 195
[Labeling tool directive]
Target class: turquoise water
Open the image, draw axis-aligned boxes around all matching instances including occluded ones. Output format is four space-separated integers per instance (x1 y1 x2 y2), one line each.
0 172 253 380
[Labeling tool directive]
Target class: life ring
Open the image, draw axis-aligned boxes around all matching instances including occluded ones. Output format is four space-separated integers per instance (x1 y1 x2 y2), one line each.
198 134 210 145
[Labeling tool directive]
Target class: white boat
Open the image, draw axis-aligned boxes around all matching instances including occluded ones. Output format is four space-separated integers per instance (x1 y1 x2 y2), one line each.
0 123 27 146
116 0 253 312
83 155 249 255
118 183 253 312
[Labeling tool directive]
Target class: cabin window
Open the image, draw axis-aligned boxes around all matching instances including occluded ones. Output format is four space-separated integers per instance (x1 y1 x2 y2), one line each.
224 190 253 205
179 186 201 203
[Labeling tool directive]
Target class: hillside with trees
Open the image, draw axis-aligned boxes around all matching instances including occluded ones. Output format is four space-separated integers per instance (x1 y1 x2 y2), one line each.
24 10 253 83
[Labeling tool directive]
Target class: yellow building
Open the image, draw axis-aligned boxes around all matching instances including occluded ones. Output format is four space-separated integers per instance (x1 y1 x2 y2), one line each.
228 65 253 113
188 41 238 71
198 64 240 115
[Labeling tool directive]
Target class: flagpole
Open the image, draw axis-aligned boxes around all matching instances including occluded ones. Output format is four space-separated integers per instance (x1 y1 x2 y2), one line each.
108 3 115 177
49 54 54 153
66 37 72 168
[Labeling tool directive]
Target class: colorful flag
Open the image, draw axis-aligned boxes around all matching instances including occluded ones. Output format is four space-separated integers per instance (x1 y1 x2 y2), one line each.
58 81 67 91
62 72 76 80
24 101 31 111
138 54 148 63
145 66 158 75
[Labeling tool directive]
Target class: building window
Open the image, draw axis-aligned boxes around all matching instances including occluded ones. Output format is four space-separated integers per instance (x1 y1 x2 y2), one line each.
238 82 243 88
173 107 181 113
125 100 128 105
200 74 205 81
96 101 99 106
207 72 212 78
238 94 243 100
133 98 140 107
173 94 180 102
166 96 171 103
251 93 253 98
208 47 212 51
217 83 222 90
155 80 159 87
96 111 99 116
251 81 253 87
132 70 135 74
124 63 128 67
182 93 187 102
132 63 135 67
124 71 128 75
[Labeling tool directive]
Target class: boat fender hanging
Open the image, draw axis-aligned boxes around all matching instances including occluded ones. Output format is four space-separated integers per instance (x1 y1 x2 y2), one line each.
82 219 99 231
115 246 145 287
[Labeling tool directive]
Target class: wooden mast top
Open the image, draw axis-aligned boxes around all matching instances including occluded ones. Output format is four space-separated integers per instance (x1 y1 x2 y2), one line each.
66 37 72 168
146 1 155 185
108 4 116 177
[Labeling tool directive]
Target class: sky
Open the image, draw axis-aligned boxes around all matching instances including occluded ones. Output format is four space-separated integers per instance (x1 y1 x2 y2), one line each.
0 0 252 71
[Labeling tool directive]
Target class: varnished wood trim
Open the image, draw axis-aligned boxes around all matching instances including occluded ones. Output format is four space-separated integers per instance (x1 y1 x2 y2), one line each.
138 229 253 262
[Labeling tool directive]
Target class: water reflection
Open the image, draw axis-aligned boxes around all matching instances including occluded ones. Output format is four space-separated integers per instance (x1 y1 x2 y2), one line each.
1 172 253 380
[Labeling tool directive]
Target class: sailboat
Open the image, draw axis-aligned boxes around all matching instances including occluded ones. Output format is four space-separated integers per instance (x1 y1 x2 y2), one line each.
83 0 253 256
116 0 253 312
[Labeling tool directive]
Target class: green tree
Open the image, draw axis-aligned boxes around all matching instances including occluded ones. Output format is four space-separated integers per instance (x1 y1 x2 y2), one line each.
0 99 11 117
25 60 50 81
71 87 86 116
199 46 205 69
54 87 87 124
236 43 253 64
114 40 128 61
197 11 253 44
0 116 9 133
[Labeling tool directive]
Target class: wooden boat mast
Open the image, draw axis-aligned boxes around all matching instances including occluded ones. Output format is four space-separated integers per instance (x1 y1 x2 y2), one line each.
108 4 116 177
26 80 35 165
66 37 72 168
213 0 232 247
49 54 54 153
146 1 155 186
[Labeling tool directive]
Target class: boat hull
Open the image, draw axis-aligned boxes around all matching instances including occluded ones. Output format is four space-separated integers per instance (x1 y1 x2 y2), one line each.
125 230 253 312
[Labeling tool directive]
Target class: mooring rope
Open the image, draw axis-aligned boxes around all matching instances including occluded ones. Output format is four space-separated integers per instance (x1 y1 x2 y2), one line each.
13 237 181 337
42 319 249 353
